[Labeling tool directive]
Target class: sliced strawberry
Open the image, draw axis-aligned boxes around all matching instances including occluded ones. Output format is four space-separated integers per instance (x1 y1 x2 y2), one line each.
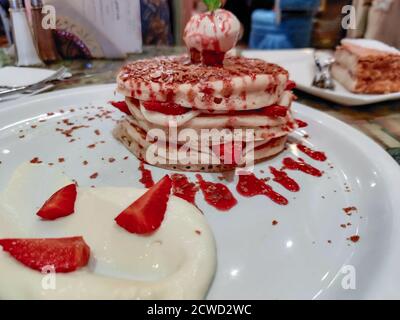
0 237 90 273
37 184 77 221
130 98 140 108
142 101 189 116
224 105 288 118
260 105 288 118
285 80 297 91
110 101 131 115
115 175 172 234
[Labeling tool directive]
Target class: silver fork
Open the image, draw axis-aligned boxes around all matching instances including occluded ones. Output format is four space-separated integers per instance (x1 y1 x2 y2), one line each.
0 67 68 97
0 84 55 103
312 53 335 90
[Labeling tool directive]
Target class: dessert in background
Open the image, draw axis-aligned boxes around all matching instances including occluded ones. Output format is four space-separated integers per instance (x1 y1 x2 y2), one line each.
332 38 400 94
114 4 297 172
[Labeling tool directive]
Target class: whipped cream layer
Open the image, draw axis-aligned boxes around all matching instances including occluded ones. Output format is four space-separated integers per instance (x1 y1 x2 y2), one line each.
0 164 217 300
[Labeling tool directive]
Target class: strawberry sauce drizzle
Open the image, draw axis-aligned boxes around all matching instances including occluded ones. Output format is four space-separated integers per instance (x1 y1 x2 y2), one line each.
138 162 154 188
283 157 323 177
196 174 237 211
236 174 288 206
269 166 300 192
297 144 327 162
171 174 198 205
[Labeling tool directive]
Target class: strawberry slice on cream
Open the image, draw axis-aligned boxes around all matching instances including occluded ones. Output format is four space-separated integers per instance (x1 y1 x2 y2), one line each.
37 184 77 221
115 175 172 234
0 237 90 273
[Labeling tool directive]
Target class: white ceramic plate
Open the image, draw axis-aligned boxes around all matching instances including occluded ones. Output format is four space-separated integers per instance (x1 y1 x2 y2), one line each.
242 49 400 106
0 84 399 299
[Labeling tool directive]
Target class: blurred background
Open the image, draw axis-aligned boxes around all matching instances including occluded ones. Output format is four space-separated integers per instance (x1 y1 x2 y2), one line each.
0 0 398 63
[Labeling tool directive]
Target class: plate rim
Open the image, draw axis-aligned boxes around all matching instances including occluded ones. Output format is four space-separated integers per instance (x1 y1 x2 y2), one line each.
1 83 400 299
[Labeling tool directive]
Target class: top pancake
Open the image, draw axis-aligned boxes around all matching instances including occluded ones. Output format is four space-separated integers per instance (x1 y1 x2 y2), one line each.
117 55 290 111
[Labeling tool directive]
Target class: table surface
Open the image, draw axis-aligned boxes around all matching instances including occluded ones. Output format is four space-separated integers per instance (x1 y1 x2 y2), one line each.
4 46 400 165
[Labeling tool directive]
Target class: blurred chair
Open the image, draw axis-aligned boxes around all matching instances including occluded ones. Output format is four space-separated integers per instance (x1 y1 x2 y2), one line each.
0 0 11 46
249 0 320 49
140 0 173 45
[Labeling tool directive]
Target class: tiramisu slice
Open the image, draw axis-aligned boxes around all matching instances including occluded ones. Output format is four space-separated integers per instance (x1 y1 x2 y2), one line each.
332 39 400 94
113 4 297 172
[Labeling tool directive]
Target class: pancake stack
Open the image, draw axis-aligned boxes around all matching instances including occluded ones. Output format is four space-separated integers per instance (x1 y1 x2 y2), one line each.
114 54 297 172
113 7 297 172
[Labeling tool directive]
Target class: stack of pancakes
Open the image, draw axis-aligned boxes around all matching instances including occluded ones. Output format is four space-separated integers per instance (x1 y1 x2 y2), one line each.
114 55 297 172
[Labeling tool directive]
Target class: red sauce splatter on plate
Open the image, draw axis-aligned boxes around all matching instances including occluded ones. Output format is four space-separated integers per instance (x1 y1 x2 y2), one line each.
343 207 357 216
269 166 300 192
348 235 360 243
196 174 237 211
236 174 288 206
295 119 308 128
138 162 154 188
30 157 42 164
297 144 327 162
90 172 98 179
171 174 198 205
283 157 323 177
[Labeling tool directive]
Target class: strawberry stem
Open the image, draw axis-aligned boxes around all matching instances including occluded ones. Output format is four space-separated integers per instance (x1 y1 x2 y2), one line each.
203 0 221 12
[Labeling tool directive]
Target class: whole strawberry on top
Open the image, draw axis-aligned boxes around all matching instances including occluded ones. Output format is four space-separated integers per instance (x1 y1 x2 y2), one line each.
183 0 241 66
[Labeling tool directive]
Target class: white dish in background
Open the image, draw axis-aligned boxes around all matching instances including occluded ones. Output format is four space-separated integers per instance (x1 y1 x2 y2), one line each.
0 84 399 299
242 49 400 106
0 66 71 88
